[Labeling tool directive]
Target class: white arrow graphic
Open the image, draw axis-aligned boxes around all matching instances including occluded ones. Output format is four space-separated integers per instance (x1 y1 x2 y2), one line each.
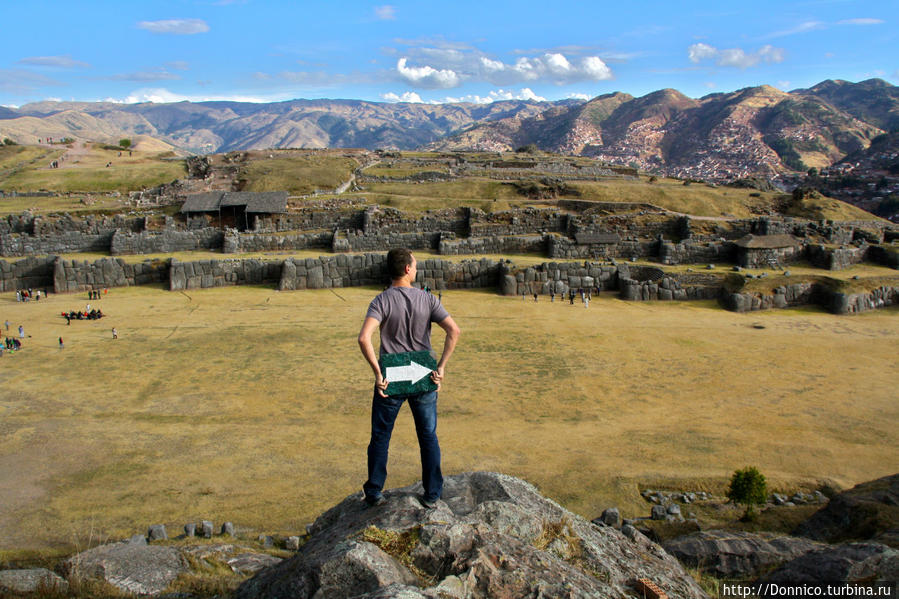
385 360 432 384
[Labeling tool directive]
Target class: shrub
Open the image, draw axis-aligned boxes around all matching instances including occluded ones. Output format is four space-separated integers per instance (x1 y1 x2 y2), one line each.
119 138 132 149
515 143 538 154
2 138 16 146
727 466 767 520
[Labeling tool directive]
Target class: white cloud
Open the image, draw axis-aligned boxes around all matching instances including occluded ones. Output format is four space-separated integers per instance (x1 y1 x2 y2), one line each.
166 61 190 71
441 88 547 104
688 43 785 69
768 20 825 38
374 5 396 20
104 88 277 104
396 58 461 89
704 82 717 89
137 19 209 35
391 43 614 88
382 91 423 103
688 43 717 63
567 93 590 100
837 18 884 26
18 55 90 69
777 80 792 90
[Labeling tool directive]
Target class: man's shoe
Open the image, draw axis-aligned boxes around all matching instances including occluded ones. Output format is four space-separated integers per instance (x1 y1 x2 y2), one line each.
365 495 386 507
418 495 438 509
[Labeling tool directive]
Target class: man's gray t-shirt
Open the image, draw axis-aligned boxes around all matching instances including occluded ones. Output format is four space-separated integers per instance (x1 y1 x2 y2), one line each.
366 286 449 355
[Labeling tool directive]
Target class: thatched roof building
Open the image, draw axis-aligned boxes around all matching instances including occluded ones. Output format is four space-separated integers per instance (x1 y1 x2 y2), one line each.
181 191 288 230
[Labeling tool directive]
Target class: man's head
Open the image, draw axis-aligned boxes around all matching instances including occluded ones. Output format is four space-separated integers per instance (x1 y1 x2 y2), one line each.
387 248 416 281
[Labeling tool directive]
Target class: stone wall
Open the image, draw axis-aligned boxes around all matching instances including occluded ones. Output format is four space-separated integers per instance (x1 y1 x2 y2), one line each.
830 286 899 314
500 261 619 297
0 231 115 257
866 245 899 269
53 257 169 293
0 256 56 291
111 229 225 255
439 235 547 256
253 210 364 233
278 255 502 291
363 207 468 235
725 283 899 314
223 231 331 254
660 241 738 265
469 208 567 237
806 244 868 270
169 259 283 291
737 245 804 269
548 236 656 260
335 231 442 253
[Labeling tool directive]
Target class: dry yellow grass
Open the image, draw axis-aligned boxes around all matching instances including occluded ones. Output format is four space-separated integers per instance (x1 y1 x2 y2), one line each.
0 282 896 556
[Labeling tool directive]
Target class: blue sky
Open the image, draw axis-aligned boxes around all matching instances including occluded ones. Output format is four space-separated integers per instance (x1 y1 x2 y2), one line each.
1 0 896 107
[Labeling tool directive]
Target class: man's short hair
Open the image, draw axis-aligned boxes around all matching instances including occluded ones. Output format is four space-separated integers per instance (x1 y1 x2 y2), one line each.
387 248 414 279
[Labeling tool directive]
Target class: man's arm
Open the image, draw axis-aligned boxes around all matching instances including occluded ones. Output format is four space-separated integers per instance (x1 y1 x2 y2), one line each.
430 315 461 391
358 316 388 397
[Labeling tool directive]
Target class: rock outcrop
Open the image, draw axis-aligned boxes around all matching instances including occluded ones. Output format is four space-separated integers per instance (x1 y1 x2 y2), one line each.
235 471 708 599
662 530 823 578
758 542 899 584
61 538 188 596
795 473 899 547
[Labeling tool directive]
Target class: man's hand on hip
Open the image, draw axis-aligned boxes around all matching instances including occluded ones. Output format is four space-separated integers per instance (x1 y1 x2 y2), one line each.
430 367 444 392
375 373 389 397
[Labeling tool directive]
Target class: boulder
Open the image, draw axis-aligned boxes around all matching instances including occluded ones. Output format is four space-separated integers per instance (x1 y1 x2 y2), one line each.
663 530 823 578
234 472 707 599
62 541 187 596
0 568 68 594
758 542 899 584
795 473 899 547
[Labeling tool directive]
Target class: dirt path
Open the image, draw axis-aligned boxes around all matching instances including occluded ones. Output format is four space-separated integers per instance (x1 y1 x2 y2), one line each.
57 140 91 168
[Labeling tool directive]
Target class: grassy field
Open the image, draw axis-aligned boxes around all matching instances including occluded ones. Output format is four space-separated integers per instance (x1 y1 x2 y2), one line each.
0 143 185 193
0 194 129 216
237 154 359 195
0 282 896 557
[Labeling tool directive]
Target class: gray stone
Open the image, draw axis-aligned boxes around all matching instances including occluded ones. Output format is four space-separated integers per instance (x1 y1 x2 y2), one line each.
222 521 235 537
233 472 706 599
184 523 196 537
600 507 621 528
0 568 69 594
148 524 168 541
795 473 899 545
663 530 824 578
227 553 283 575
200 520 214 539
667 504 682 516
758 542 899 584
129 534 148 545
286 536 301 551
651 505 668 520
62 541 187 596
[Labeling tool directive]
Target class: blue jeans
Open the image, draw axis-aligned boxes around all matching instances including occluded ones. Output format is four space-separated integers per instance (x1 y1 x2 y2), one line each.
363 389 443 502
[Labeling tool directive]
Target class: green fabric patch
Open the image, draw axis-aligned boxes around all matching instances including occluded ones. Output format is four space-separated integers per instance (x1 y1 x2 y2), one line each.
379 351 438 396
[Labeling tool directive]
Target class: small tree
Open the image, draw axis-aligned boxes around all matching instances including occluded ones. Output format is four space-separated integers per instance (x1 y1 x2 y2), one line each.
119 138 132 150
727 466 767 520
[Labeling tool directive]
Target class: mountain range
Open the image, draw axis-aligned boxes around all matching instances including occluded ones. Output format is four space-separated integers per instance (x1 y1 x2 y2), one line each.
1 79 897 181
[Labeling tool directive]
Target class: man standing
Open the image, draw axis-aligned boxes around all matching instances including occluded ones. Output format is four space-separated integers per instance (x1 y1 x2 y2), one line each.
358 248 461 508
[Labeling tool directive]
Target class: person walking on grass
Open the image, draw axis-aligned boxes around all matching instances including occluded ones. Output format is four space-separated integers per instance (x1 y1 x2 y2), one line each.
358 248 461 509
